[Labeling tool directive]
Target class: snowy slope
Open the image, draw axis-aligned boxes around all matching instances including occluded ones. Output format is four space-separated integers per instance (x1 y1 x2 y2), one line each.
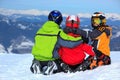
0 51 120 80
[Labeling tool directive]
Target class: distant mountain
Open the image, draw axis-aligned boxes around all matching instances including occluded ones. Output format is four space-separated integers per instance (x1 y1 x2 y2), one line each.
0 8 120 53
0 14 44 53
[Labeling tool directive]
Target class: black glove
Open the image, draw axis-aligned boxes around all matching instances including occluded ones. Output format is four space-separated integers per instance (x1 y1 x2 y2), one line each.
82 36 89 43
30 59 42 74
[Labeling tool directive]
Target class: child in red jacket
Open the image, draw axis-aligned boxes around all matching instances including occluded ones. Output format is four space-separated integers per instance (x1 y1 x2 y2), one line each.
58 15 95 73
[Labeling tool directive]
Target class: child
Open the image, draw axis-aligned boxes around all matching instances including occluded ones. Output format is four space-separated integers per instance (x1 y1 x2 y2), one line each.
74 12 112 69
58 15 95 73
30 10 83 75
88 12 112 67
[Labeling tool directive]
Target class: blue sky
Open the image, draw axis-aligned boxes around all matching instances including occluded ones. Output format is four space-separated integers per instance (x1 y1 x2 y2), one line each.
0 0 120 14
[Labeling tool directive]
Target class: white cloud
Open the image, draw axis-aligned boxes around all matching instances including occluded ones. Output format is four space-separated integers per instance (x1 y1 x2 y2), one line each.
77 13 91 18
0 8 49 16
0 8 120 20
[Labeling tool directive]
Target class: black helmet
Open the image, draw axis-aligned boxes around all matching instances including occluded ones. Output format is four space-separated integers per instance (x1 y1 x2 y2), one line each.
91 12 106 28
48 10 63 25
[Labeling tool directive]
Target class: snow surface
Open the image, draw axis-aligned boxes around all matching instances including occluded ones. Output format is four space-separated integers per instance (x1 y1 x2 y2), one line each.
0 51 120 80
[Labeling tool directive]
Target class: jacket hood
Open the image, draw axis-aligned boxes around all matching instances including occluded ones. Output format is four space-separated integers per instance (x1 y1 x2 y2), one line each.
41 21 60 33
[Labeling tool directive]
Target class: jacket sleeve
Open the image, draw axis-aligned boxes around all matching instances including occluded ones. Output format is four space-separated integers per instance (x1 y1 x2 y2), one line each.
59 30 82 41
88 27 112 39
52 30 83 59
105 26 112 37
58 37 83 48
52 37 83 59
75 29 88 38
88 29 102 39
104 29 110 36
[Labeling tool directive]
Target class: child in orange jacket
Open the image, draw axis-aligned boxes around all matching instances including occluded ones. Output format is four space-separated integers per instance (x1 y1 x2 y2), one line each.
75 12 112 69
89 12 112 67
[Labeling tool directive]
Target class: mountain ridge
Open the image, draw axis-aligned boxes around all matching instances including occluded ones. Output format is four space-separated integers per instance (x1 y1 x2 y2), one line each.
0 9 120 53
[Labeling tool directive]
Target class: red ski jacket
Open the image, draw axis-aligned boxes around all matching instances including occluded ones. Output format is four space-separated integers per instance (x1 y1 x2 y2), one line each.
58 33 95 66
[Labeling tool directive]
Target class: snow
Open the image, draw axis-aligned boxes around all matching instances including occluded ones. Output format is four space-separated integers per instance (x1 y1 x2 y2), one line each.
0 51 120 80
0 44 7 53
7 36 34 53
112 31 120 39
1 18 10 24
17 24 27 30
106 13 120 20
16 39 34 49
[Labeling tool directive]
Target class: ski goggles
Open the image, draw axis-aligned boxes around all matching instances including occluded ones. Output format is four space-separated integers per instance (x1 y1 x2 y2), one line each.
102 18 106 23
92 18 101 25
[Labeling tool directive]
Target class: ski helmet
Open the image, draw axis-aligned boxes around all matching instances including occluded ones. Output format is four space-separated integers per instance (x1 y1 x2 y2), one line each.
91 12 106 28
48 10 63 25
66 15 80 28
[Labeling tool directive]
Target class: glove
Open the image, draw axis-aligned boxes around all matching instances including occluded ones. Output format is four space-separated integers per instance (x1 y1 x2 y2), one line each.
97 26 106 32
82 36 89 43
30 59 42 74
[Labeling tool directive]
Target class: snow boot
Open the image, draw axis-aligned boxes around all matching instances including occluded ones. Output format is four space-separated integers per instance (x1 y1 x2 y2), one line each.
89 59 97 69
97 56 111 66
60 63 72 73
75 60 91 72
30 59 42 74
74 64 83 72
43 61 58 75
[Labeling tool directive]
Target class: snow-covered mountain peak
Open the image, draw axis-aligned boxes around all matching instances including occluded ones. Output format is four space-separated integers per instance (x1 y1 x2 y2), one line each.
106 13 120 20
0 8 120 20
0 44 7 53
0 8 49 16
